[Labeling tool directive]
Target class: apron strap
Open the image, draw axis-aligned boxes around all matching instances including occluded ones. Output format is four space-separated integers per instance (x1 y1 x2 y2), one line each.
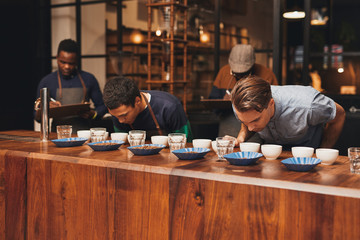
57 70 87 103
141 92 163 135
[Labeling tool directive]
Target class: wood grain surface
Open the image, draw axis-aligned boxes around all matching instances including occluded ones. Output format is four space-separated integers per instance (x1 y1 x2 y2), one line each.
1 130 360 239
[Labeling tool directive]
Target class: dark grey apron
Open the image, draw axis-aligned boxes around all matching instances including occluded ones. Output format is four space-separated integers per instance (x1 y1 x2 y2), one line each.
51 71 90 132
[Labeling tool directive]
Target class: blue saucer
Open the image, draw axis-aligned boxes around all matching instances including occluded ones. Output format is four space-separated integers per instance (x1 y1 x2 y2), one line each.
51 137 87 147
88 140 124 151
127 144 166 155
281 157 321 172
223 151 263 166
172 148 210 160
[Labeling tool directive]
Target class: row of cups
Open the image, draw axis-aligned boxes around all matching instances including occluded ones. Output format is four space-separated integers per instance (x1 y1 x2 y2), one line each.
76 128 338 165
77 129 187 150
234 142 338 165
186 139 339 165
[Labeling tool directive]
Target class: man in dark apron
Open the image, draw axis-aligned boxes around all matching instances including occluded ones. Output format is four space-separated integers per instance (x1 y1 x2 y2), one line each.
103 77 193 142
35 39 107 132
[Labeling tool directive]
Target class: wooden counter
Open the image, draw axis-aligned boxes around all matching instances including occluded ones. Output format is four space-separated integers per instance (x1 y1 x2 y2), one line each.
1 130 360 239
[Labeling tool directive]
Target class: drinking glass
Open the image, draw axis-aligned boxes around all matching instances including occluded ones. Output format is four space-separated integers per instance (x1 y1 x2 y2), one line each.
216 136 236 160
128 130 146 146
57 125 72 139
168 133 186 152
90 127 107 142
348 147 360 174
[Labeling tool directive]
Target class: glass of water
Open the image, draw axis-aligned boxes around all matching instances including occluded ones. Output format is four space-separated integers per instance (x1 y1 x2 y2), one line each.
216 136 236 160
57 125 72 139
348 147 360 174
128 130 146 146
90 128 107 142
168 133 186 152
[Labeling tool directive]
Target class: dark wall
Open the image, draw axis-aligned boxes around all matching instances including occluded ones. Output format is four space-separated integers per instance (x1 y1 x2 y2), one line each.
0 0 51 131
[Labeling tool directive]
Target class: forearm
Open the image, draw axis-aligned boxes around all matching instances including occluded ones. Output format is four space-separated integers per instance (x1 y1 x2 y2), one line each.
320 121 344 148
236 123 254 145
320 103 346 148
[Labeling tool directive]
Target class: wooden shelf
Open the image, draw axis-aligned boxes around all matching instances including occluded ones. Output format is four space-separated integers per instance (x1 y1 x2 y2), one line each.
147 0 189 111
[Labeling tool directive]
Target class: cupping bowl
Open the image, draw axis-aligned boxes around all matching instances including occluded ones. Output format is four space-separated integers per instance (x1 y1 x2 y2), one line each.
315 148 339 165
127 144 166 155
281 157 321 172
172 148 210 160
88 140 124 151
223 151 263 166
51 137 88 147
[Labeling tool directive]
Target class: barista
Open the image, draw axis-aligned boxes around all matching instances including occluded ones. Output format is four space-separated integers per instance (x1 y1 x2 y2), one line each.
35 39 107 132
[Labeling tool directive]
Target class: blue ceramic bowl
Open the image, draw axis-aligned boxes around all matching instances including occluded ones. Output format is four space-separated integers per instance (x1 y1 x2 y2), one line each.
88 140 124 151
172 148 210 160
223 151 263 166
51 137 88 147
127 144 166 155
281 157 322 172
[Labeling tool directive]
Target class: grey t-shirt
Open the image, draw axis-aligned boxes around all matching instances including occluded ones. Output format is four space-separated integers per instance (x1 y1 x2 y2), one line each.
258 85 336 148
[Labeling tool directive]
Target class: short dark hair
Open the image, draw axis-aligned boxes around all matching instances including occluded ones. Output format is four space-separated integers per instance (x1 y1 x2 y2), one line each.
231 75 272 112
103 77 141 109
57 39 79 56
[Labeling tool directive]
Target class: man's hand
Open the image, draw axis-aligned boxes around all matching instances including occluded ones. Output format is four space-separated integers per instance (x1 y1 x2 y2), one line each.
50 101 61 108
235 123 254 146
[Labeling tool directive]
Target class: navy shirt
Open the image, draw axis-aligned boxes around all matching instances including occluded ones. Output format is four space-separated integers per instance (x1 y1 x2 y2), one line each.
36 70 107 118
112 90 188 137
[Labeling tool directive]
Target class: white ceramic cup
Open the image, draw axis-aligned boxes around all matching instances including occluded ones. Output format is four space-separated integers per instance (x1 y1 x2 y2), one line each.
240 142 261 152
291 146 314 158
77 130 91 139
111 132 128 143
211 141 218 153
261 144 282 160
192 139 211 149
151 135 169 146
316 148 339 165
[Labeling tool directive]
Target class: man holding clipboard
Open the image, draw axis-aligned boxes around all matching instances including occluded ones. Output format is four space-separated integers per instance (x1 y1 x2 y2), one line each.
35 39 107 132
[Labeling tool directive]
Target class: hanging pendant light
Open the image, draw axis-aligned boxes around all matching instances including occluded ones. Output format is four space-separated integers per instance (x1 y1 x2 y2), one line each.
283 0 305 19
283 10 305 19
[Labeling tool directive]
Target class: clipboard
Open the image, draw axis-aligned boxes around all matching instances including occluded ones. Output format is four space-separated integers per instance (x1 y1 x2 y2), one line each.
49 103 91 118
200 99 232 110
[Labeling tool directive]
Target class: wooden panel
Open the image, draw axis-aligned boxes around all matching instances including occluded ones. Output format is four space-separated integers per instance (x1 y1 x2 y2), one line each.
1 130 360 240
0 150 5 240
3 150 27 240
27 157 116 240
169 176 205 240
115 169 169 240
202 180 360 240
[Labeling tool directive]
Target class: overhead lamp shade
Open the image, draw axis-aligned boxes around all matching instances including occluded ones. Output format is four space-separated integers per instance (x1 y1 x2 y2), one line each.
283 10 305 19
283 0 305 20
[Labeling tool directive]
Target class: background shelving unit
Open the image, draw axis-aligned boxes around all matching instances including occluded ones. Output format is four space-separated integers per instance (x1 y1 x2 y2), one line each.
146 0 189 112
